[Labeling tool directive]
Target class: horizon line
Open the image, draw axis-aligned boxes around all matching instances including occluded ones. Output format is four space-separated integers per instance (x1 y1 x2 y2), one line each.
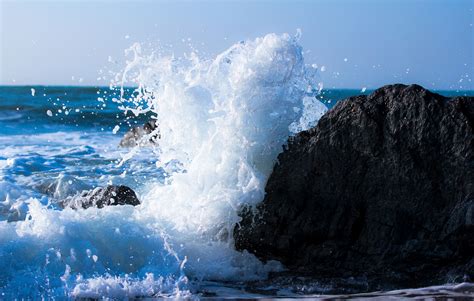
0 84 473 92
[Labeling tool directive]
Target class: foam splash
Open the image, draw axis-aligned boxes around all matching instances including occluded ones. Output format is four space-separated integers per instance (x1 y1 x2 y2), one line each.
117 32 326 233
0 32 326 298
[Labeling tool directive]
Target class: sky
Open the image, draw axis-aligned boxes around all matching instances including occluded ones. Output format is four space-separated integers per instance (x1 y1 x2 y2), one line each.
0 0 473 90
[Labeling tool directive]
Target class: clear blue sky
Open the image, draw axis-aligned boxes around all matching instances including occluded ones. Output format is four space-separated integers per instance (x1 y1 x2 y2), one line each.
1 0 473 90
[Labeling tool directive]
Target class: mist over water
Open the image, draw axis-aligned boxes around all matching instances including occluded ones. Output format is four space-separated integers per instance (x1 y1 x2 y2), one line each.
0 33 328 298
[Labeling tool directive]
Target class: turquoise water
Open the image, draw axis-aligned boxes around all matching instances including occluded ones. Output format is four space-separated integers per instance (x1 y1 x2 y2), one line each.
0 84 472 298
0 85 368 211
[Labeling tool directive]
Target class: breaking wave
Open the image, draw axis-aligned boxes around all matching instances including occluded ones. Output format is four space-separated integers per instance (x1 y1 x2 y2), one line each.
0 32 327 298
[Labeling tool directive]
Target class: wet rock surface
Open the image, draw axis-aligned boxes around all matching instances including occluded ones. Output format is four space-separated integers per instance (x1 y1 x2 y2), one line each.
119 119 159 147
37 174 91 199
60 185 140 209
234 84 474 290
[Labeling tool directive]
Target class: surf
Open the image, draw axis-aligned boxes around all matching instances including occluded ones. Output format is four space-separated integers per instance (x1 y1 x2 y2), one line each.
0 32 327 298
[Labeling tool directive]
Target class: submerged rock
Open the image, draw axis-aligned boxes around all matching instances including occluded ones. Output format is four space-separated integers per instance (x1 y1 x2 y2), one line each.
119 119 159 147
234 84 473 290
36 173 91 199
5 199 29 222
60 185 140 209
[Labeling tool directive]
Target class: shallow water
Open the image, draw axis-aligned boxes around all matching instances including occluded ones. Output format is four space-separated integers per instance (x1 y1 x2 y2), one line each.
0 33 473 299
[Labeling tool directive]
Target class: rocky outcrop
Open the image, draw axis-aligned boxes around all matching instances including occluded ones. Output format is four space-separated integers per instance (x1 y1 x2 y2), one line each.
234 84 473 290
119 119 159 147
60 185 140 209
37 174 90 199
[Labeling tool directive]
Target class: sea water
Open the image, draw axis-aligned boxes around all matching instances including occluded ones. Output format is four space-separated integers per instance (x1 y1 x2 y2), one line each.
0 33 472 299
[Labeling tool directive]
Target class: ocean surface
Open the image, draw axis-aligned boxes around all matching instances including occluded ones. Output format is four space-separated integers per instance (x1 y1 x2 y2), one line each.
1 33 473 299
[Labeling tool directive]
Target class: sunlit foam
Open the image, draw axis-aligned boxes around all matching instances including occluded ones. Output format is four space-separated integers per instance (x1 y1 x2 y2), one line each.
0 32 327 298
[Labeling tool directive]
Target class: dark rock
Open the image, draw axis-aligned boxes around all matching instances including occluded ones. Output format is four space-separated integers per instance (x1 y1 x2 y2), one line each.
119 119 159 147
60 185 140 209
36 174 90 199
234 84 473 290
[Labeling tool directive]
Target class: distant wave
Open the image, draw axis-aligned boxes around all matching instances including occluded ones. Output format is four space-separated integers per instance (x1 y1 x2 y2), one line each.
0 111 23 121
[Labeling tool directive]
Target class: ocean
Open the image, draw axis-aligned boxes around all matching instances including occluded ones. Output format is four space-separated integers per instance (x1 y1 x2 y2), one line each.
0 33 473 299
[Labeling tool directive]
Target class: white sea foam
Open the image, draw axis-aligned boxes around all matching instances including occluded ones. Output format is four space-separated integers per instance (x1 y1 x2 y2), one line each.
117 32 326 234
0 32 326 298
